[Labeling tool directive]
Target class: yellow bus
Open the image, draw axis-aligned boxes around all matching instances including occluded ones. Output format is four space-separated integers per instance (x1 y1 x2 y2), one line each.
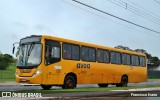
13 35 147 90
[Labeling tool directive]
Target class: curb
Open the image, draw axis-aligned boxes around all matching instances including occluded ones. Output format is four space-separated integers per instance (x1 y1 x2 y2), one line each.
0 82 18 86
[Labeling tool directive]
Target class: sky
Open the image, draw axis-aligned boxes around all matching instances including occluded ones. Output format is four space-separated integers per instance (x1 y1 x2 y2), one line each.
0 0 160 58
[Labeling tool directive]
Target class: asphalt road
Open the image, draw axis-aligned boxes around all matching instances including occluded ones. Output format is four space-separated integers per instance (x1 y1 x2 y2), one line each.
0 80 160 91
0 80 160 99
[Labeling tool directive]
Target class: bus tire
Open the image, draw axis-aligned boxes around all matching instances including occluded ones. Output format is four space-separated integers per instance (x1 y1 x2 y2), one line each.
120 76 128 87
62 75 76 89
41 85 52 90
98 84 108 87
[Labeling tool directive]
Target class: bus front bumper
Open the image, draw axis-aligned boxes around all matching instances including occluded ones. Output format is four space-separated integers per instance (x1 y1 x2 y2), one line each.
16 74 42 84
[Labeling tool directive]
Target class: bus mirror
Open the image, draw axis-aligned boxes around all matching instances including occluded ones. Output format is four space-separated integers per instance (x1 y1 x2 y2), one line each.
12 42 19 54
16 47 20 57
12 46 15 54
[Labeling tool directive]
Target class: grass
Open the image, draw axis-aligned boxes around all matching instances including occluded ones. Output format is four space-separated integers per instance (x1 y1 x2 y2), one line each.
0 63 16 82
148 79 160 81
17 85 160 94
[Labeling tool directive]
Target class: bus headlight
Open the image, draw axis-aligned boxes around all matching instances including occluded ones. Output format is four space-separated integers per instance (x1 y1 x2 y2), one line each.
15 71 19 77
33 70 42 77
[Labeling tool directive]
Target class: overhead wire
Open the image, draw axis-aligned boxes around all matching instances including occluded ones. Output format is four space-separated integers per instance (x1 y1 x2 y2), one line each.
126 0 160 20
60 0 160 38
70 0 160 35
107 0 160 25
61 0 160 55
153 0 160 5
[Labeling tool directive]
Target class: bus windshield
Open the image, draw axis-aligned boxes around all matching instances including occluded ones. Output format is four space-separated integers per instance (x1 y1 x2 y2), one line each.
17 43 42 67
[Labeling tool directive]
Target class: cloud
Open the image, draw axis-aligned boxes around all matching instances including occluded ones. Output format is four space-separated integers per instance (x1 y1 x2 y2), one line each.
13 22 28 29
10 33 19 40
34 24 53 33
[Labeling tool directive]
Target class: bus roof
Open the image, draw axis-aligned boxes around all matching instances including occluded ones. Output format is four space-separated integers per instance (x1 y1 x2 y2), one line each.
40 35 146 56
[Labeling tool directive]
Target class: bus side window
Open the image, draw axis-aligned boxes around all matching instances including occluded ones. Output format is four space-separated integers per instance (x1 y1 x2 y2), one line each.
89 48 96 62
45 40 61 65
110 51 116 64
140 56 145 67
127 54 131 65
51 47 60 58
72 45 80 60
110 51 121 64
122 53 131 65
62 43 80 60
81 47 89 61
62 43 71 59
97 49 104 63
104 50 109 63
131 55 139 66
115 52 121 64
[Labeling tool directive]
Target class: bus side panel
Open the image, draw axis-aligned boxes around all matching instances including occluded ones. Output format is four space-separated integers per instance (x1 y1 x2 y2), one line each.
127 67 140 83
128 66 147 83
138 67 147 82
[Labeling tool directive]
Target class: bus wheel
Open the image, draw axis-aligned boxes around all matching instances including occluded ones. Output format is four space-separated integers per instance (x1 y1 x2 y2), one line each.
41 85 52 90
98 84 108 87
120 76 128 87
62 75 76 89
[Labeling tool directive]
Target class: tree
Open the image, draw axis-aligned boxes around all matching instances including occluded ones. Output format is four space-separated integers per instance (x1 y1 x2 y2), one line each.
114 45 133 51
134 49 147 53
3 54 14 63
148 56 160 66
0 55 9 70
0 53 14 70
145 53 152 59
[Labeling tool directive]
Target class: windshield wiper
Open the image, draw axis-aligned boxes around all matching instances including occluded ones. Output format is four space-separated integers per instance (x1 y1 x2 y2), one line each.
21 44 25 56
28 42 35 56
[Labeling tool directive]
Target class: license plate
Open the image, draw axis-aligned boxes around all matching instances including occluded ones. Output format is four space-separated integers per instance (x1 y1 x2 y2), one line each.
21 79 26 82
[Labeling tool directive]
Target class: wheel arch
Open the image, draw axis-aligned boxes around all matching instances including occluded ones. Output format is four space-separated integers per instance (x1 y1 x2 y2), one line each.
121 74 128 82
65 72 77 84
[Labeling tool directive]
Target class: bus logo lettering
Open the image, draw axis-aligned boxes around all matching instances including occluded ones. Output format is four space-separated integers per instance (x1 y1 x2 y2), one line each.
77 63 90 68
77 63 81 68
84 64 87 68
81 64 83 68
87 64 90 68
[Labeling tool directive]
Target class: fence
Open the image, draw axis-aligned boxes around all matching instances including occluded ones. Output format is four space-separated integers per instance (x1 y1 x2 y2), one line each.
148 70 160 79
